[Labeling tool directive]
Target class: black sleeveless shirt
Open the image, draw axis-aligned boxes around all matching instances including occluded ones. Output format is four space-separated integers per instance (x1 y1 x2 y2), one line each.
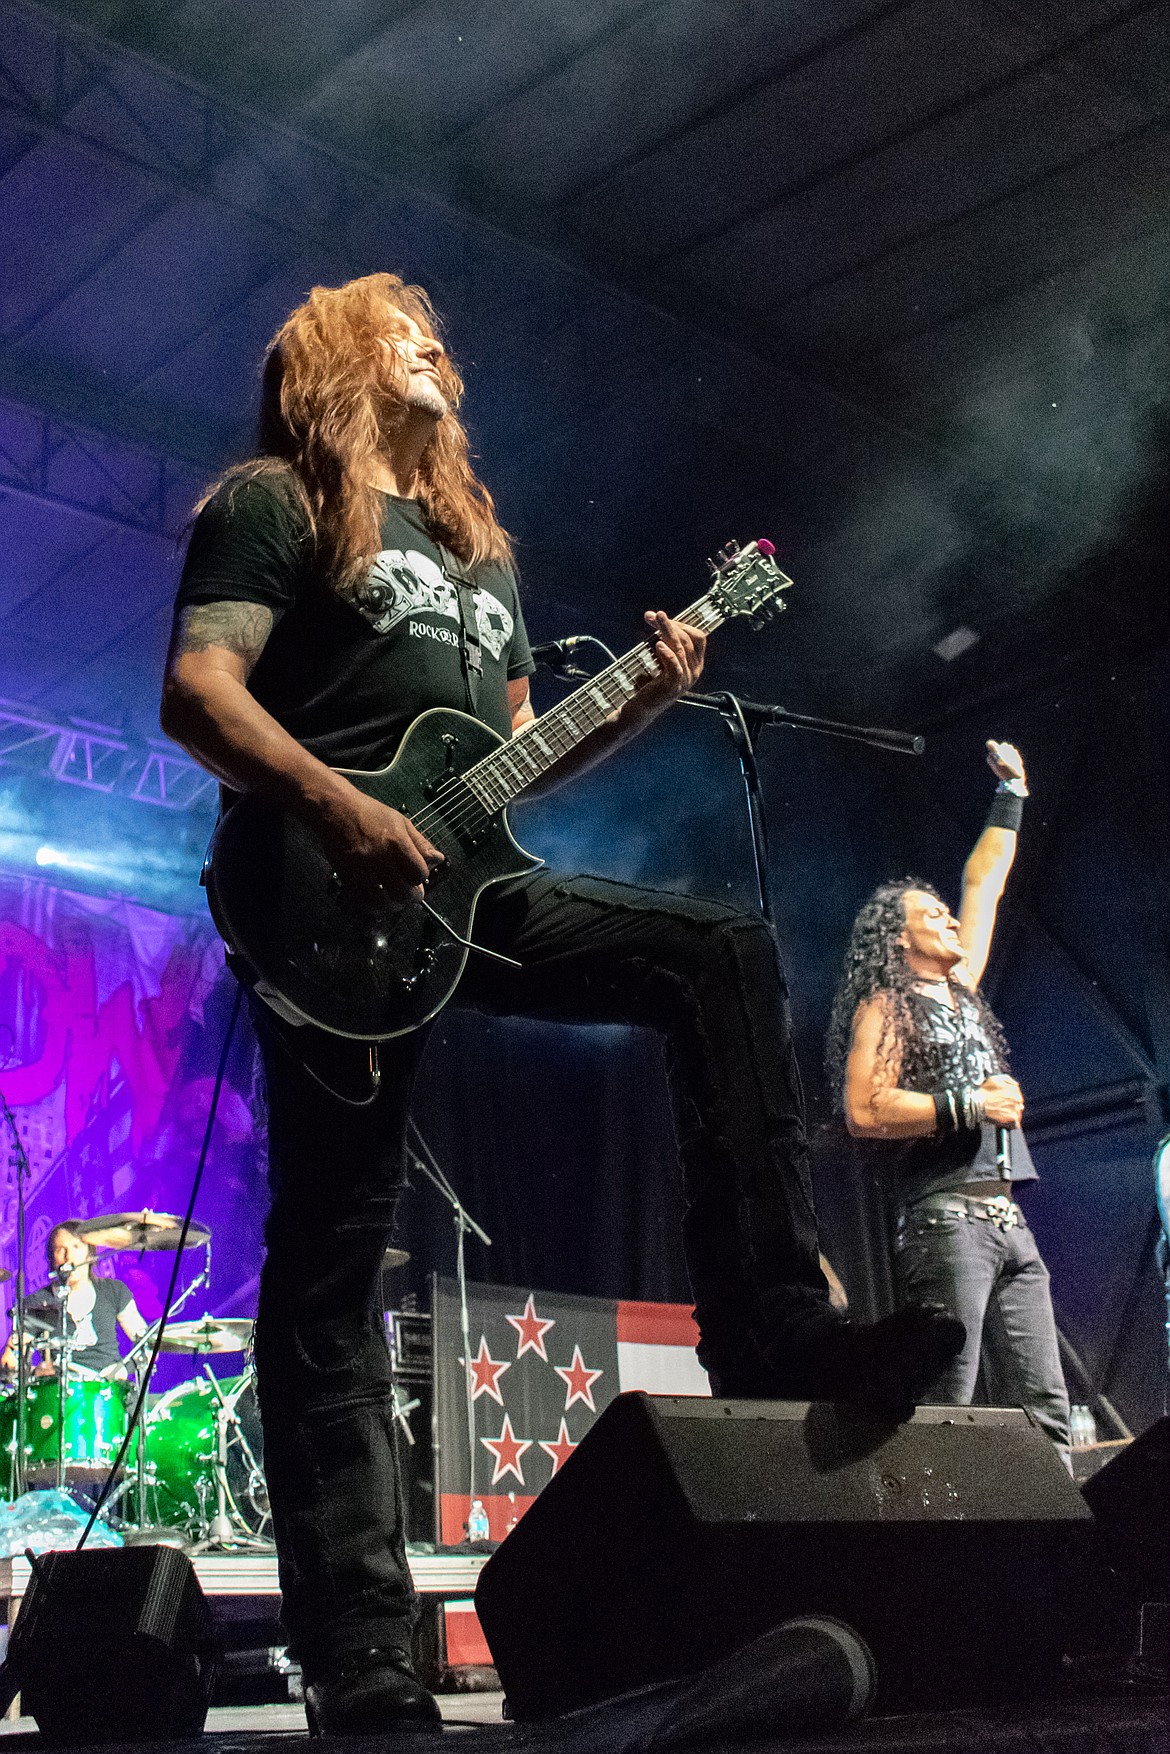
885 987 1037 1205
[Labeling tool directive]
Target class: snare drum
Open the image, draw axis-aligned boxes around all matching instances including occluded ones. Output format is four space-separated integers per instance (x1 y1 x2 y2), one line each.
0 1378 134 1490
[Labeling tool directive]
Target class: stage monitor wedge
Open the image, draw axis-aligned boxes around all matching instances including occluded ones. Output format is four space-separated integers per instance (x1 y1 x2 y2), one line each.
475 1393 1092 1718
4 1544 220 1743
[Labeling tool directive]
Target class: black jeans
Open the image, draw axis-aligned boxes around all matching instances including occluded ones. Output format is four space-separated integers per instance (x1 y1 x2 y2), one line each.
250 872 841 1672
893 1196 1071 1463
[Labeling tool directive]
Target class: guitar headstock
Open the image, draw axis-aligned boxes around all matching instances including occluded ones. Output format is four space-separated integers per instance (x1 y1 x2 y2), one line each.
706 539 793 629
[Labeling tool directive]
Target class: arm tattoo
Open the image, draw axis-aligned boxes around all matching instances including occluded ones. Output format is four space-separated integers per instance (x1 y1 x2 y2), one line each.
175 602 278 676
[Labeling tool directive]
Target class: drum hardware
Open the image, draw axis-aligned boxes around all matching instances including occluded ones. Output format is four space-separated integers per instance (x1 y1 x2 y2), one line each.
143 1366 268 1548
392 1384 421 1445
197 1365 267 1550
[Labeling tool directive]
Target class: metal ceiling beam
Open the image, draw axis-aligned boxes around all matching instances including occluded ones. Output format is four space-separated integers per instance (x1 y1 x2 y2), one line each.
767 111 1170 359
0 0 980 481
653 0 1168 276
0 698 214 810
0 343 234 470
0 394 199 537
432 0 671 152
555 0 916 212
1 0 423 251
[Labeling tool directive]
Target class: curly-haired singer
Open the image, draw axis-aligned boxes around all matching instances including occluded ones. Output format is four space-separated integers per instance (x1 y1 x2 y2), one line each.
827 741 1071 1464
161 273 963 1735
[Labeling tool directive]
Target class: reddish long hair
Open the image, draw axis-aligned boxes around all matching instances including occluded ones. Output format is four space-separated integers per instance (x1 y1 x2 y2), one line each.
200 273 512 586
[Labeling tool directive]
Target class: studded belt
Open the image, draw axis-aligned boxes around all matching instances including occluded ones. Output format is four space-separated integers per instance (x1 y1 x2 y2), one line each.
899 1191 1023 1232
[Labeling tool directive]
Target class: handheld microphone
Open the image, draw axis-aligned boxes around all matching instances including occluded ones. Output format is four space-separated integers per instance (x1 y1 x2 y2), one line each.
995 1126 1013 1179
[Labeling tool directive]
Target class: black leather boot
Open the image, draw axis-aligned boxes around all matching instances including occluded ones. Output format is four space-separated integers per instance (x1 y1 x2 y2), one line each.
800 1302 966 1419
304 1647 442 1737
707 1302 965 1418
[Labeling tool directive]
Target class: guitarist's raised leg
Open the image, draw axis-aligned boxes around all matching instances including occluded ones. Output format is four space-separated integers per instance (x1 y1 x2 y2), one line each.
459 871 965 1407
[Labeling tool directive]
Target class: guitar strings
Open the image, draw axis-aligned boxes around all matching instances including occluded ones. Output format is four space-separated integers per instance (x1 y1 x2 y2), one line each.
408 600 725 847
400 575 766 853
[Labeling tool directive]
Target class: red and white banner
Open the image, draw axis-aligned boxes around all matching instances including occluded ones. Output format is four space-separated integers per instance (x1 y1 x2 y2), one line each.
433 1276 708 1547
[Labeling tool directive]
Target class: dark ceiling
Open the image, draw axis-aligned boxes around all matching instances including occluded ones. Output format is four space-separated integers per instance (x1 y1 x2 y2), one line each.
1 0 1168 787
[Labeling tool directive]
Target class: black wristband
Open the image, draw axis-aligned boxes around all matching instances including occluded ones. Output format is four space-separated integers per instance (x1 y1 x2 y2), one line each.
986 790 1024 832
933 1090 959 1133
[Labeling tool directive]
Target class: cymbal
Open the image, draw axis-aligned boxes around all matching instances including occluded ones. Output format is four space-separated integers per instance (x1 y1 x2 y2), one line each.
382 1247 410 1270
75 1211 211 1252
0 1268 11 1284
157 1316 253 1354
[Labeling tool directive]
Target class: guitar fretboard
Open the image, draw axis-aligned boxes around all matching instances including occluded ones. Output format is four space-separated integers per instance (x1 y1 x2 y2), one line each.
461 595 725 812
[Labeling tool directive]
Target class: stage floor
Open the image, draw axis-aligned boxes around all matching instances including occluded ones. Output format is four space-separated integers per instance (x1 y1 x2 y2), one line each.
1 1688 1169 1753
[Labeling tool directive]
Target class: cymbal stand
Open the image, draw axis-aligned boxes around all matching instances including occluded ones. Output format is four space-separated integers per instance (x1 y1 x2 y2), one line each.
198 1364 264 1549
0 1082 31 1500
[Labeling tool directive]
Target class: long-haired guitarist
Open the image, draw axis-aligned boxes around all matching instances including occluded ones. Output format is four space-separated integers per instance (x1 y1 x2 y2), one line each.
161 272 963 1737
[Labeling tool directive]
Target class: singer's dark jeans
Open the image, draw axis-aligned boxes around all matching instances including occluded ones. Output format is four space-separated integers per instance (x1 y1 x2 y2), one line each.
893 1196 1071 1461
250 871 841 1672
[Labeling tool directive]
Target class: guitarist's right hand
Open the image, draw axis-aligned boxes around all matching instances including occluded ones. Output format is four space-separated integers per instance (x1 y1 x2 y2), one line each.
316 787 444 905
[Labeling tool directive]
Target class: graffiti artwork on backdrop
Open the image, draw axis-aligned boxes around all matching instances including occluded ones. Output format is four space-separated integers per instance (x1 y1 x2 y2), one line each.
0 876 266 1343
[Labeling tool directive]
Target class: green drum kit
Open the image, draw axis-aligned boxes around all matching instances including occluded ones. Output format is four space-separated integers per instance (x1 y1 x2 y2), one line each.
2 1211 269 1548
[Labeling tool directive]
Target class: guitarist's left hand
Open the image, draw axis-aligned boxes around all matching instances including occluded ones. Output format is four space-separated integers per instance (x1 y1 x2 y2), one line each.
627 611 706 721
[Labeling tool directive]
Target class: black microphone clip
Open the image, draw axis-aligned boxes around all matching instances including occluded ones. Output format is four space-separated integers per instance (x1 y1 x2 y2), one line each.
530 636 594 681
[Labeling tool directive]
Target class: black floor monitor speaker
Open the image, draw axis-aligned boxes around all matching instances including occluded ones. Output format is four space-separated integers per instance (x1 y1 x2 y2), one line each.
475 1393 1093 1719
4 1544 220 1742
1082 1416 1169 1587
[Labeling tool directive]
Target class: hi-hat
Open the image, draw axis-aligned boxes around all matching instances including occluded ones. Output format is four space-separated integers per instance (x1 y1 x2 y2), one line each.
157 1317 254 1354
382 1247 410 1270
75 1211 212 1252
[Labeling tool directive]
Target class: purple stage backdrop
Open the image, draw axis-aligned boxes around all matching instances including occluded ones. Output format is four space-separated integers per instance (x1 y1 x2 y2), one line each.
0 874 266 1381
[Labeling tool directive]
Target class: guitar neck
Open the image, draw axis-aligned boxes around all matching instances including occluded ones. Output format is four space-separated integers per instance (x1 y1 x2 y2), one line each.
462 594 724 812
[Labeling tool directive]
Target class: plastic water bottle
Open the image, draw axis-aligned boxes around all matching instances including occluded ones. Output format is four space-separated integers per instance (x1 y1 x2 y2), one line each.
467 1498 490 1542
1070 1404 1096 1448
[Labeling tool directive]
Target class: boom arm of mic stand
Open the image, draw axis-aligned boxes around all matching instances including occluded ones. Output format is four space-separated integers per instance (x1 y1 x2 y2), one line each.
681 692 925 756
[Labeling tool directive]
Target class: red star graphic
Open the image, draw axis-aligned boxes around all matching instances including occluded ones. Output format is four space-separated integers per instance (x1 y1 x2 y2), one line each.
505 1293 555 1361
554 1344 603 1412
481 1413 532 1487
463 1336 511 1405
538 1418 578 1476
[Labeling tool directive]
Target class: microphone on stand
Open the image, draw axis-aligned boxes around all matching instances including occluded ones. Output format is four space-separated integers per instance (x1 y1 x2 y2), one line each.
530 636 595 681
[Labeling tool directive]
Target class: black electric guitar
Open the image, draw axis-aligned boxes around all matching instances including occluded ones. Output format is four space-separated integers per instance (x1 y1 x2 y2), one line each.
206 540 793 1039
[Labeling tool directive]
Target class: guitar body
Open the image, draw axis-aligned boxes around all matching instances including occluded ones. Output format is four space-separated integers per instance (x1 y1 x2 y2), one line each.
206 708 542 1039
205 541 792 1040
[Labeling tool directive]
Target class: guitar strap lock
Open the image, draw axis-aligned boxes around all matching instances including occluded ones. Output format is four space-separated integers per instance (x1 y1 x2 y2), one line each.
439 544 482 717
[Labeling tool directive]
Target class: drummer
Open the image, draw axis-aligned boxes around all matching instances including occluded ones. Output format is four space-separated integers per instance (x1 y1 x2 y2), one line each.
1 1223 149 1378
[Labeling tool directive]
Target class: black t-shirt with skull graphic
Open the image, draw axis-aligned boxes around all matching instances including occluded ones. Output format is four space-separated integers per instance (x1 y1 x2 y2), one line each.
175 474 533 770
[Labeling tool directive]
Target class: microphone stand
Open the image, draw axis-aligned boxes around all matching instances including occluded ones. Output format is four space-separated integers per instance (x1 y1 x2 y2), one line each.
405 1121 491 1526
53 1273 73 1493
534 644 925 928
676 691 924 924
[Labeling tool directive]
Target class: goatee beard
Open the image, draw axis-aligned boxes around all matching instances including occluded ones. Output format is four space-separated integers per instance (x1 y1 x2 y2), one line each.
407 380 449 420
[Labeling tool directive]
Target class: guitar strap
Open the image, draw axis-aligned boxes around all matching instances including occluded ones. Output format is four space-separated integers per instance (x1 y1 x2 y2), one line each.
438 543 483 717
